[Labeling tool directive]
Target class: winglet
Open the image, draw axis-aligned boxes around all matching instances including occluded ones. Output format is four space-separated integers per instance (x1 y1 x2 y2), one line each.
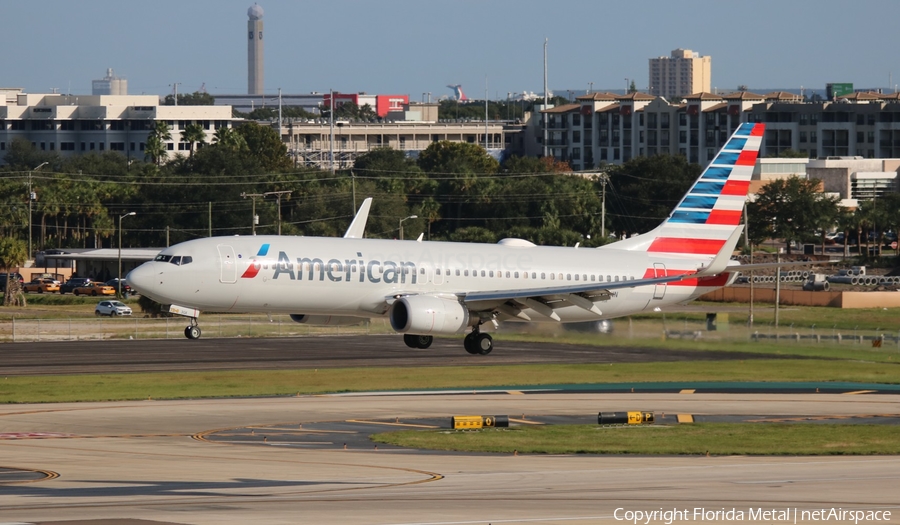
343 198 373 239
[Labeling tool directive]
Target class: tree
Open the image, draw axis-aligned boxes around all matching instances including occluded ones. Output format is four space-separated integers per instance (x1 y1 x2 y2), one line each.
180 123 207 157
212 127 248 151
235 122 291 171
417 141 499 176
628 80 638 93
0 237 27 306
163 91 215 106
145 121 172 166
747 177 839 253
605 154 700 237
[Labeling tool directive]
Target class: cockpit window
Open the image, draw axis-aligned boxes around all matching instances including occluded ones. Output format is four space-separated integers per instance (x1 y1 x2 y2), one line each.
169 256 182 265
182 256 192 265
155 254 172 262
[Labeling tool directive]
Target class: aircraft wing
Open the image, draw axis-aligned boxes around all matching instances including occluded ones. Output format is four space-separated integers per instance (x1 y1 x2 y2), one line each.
459 270 713 321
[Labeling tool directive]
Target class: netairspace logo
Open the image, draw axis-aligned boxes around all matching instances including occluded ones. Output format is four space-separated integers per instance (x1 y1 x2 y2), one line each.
614 507 892 524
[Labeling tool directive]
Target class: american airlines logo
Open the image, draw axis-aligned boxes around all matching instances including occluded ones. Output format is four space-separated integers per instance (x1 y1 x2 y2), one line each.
242 247 419 284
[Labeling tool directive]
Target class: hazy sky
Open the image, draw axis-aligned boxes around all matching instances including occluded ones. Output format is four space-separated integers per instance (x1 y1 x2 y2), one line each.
3 0 898 100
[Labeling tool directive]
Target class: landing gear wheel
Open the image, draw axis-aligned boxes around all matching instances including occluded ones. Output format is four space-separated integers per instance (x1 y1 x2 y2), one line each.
184 325 201 340
403 334 433 349
463 332 479 355
473 333 493 355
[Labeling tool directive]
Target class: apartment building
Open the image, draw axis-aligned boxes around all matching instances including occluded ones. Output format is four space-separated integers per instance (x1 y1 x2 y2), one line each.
649 48 711 99
540 90 900 173
0 93 238 164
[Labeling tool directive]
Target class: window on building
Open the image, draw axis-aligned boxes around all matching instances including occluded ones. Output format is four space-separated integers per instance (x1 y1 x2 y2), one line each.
799 131 807 143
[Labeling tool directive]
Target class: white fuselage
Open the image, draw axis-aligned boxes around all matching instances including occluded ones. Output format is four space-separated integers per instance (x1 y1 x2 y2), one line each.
127 235 724 323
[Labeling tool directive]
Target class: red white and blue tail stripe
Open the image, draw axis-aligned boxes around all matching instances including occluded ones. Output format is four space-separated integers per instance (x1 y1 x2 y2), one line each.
623 122 764 257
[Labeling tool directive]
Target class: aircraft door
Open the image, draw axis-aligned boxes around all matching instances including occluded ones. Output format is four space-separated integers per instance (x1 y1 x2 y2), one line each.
217 244 237 284
433 267 444 285
652 263 666 300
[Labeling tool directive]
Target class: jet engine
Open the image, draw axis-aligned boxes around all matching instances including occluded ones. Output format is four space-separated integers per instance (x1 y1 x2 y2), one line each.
289 314 365 326
389 295 470 335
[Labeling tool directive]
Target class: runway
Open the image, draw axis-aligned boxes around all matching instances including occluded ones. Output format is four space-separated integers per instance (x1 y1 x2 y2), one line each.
1 336 898 524
1 392 899 524
0 335 784 376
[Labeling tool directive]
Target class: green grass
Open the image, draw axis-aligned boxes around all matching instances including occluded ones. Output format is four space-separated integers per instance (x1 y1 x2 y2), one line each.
373 423 900 455
2 359 899 403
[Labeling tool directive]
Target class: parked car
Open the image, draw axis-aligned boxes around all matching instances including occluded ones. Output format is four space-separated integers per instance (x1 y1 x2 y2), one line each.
104 278 133 295
59 277 92 294
0 272 25 292
22 278 60 293
95 300 133 316
73 282 115 296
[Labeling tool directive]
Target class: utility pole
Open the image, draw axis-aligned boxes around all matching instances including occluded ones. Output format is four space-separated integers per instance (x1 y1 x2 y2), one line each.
241 192 264 235
744 205 754 327
543 38 549 158
208 202 212 237
597 172 607 239
170 83 182 105
350 171 356 212
484 76 489 151
28 162 48 260
278 87 282 130
118 212 135 298
329 89 335 174
264 190 292 235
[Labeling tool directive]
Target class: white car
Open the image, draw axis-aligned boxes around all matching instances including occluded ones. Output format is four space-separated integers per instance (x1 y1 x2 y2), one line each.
95 300 133 317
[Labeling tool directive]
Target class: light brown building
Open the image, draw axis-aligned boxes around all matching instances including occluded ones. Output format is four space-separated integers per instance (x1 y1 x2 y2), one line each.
649 48 711 99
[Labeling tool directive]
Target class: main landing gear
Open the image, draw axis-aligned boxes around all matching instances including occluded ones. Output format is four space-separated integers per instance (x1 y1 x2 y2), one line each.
184 318 201 340
464 329 493 355
403 334 433 349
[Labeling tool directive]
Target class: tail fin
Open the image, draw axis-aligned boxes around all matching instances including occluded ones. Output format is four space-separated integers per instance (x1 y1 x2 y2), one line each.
610 122 764 256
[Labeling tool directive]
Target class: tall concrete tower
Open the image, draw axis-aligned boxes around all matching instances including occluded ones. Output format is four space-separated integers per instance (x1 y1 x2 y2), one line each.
247 4 264 95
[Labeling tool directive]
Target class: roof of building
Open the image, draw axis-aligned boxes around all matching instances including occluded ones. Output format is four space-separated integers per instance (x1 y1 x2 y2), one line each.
703 102 728 112
721 91 767 100
541 103 580 114
683 92 724 101
616 92 656 101
576 92 619 101
838 91 883 101
764 91 803 101
595 103 621 113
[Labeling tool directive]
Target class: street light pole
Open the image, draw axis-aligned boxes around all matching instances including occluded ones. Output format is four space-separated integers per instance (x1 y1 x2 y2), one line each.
118 212 136 298
28 162 48 260
399 215 418 241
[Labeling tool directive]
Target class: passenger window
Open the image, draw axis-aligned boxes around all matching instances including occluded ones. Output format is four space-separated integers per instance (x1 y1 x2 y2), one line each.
514 272 519 278
615 276 619 282
481 270 486 277
532 272 536 279
567 274 571 281
583 274 587 281
489 270 494 277
169 256 182 265
456 269 460 276
465 270 469 276
541 272 545 279
420 268 425 275
574 274 579 281
506 271 510 278
590 275 595 281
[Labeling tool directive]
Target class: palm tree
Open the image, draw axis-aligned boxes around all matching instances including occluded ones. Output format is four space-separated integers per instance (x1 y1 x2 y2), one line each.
145 121 172 166
181 123 207 157
212 127 248 151
0 237 28 306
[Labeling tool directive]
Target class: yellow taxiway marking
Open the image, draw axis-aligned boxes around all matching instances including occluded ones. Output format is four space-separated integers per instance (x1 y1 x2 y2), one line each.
844 390 877 395
677 414 694 423
345 420 439 429
508 418 543 425
679 389 696 394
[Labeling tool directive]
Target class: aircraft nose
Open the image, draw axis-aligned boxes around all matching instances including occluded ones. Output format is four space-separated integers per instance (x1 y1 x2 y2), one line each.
126 263 155 296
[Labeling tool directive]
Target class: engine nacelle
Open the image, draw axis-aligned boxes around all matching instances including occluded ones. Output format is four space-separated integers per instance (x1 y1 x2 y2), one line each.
389 295 470 335
289 314 365 326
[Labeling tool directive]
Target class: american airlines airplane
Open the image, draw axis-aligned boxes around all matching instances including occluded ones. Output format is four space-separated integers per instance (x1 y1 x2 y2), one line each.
128 122 765 355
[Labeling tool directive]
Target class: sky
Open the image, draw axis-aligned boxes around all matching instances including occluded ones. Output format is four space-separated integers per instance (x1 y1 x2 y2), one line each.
2 0 898 100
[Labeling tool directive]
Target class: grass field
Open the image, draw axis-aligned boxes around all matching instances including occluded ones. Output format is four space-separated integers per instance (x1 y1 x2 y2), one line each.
1 358 898 403
372 423 900 455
